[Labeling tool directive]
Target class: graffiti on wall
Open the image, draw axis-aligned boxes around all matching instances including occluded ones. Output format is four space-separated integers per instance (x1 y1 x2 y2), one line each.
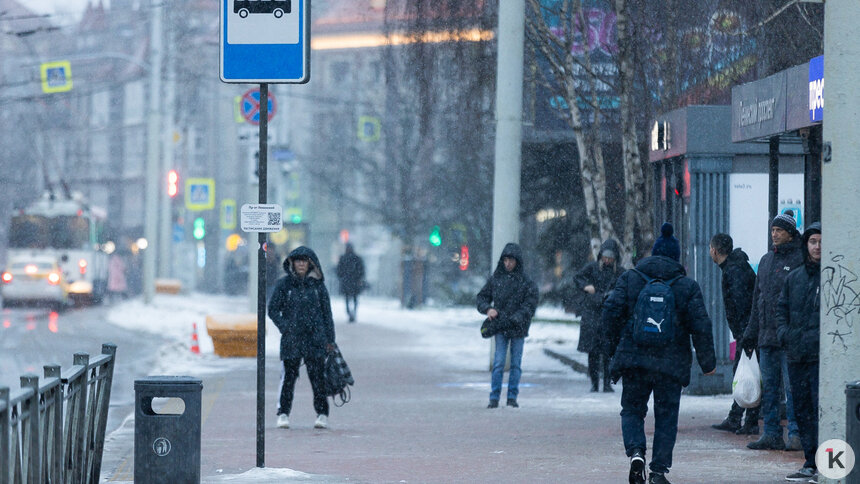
821 253 859 352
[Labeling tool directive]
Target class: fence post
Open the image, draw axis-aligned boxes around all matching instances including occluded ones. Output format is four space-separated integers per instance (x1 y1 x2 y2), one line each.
1 386 9 484
44 364 64 484
86 343 117 484
68 353 89 484
20 375 40 484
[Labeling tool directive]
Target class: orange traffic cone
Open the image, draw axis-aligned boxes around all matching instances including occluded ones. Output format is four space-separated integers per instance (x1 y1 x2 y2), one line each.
190 322 200 354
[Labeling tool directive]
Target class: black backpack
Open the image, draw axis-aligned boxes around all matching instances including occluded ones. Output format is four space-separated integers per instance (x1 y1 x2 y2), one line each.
323 345 355 406
630 270 682 347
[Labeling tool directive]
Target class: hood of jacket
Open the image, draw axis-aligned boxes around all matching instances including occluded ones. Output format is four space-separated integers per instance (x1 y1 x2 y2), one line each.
283 246 325 281
493 243 525 276
722 247 749 269
634 255 686 281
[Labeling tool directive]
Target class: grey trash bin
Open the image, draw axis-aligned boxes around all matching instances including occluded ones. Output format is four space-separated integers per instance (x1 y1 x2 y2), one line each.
847 381 860 484
135 376 203 484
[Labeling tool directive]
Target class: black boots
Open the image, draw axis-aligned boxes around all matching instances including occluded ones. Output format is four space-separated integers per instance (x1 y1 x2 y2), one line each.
711 416 741 432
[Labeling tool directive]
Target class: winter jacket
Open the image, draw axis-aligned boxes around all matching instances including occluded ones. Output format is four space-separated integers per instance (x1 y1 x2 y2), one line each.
602 255 716 386
742 238 804 349
476 243 539 339
336 250 365 296
267 246 336 360
775 223 821 363
574 239 623 353
718 248 756 340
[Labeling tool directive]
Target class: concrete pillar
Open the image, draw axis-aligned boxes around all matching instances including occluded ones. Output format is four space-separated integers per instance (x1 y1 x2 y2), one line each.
820 2 860 481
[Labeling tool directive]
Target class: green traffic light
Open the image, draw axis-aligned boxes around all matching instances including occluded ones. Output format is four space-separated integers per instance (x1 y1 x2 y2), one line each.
193 217 205 240
429 225 442 247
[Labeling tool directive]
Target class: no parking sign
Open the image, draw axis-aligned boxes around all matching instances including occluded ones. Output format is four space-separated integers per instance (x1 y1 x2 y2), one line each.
239 88 276 125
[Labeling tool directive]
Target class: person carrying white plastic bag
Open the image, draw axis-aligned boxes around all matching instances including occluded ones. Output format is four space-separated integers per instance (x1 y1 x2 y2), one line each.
732 350 761 408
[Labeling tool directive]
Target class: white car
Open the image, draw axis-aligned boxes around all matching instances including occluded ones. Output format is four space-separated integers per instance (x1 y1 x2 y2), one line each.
1 256 70 309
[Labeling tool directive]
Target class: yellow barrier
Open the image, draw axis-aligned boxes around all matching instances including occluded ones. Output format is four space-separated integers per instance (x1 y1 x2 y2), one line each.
205 314 258 357
155 279 183 294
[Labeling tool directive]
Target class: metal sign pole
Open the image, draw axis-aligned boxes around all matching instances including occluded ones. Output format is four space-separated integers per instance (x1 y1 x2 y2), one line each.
256 83 269 468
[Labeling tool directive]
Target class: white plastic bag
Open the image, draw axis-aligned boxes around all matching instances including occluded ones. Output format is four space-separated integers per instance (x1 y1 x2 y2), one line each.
732 350 761 408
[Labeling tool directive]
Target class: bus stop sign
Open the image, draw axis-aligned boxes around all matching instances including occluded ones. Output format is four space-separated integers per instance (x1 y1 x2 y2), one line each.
220 0 310 83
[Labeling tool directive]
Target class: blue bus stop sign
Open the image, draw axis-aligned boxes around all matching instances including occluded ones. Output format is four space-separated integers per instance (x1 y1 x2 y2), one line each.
220 0 310 83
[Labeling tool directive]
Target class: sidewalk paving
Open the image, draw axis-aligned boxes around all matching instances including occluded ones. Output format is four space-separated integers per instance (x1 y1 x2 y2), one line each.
99 295 803 483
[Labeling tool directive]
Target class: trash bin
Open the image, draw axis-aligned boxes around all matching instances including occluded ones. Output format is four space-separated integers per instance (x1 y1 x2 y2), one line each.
847 381 860 484
135 376 203 484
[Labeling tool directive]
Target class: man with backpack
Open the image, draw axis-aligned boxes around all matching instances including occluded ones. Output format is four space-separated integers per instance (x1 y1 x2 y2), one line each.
603 223 716 484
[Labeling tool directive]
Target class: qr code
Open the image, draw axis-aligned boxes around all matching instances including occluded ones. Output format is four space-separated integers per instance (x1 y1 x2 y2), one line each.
268 212 281 226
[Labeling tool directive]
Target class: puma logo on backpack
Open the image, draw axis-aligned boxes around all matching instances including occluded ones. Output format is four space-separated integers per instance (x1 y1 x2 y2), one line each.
631 269 682 346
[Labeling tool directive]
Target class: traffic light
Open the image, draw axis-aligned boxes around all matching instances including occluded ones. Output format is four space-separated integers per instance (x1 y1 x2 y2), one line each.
193 217 205 240
167 170 179 198
459 245 469 271
429 226 442 247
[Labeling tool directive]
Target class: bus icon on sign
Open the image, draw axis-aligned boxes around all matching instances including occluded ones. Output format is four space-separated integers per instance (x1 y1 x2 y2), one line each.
235 0 291 18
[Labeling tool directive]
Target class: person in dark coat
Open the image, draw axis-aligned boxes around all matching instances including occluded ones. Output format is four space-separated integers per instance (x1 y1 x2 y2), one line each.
336 243 366 323
574 238 623 392
741 212 804 451
775 222 822 482
602 223 716 484
708 233 760 435
476 242 539 409
268 246 336 430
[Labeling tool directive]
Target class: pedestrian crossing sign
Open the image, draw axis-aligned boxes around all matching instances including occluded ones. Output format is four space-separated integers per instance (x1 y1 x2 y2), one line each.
40 61 73 93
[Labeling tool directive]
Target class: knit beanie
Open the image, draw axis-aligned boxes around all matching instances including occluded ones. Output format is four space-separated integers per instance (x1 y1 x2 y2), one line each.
652 222 681 261
772 211 798 235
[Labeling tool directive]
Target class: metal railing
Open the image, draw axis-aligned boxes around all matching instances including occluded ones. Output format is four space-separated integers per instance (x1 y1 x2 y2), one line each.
0 343 117 484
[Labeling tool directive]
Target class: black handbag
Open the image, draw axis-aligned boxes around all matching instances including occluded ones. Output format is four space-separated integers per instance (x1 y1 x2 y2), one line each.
323 345 355 406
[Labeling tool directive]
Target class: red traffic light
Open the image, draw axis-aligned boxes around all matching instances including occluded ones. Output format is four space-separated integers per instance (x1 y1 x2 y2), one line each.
459 245 469 271
167 170 179 198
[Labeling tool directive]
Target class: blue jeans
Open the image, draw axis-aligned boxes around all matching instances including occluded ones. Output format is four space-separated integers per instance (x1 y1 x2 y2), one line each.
758 347 799 437
490 334 524 401
620 369 682 475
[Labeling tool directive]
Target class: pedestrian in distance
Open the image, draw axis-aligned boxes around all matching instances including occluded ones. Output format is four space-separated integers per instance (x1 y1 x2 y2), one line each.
708 233 760 435
336 243 366 323
268 246 336 430
602 222 716 484
741 211 804 451
573 238 623 392
476 242 538 409
775 222 822 482
107 251 128 302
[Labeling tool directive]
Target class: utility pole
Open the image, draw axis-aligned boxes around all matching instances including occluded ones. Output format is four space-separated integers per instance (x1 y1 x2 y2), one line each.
143 1 163 304
158 19 175 281
491 0 525 263
819 1 860 477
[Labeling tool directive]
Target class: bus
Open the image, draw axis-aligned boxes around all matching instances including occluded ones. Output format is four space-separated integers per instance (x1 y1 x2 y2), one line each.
234 0 291 18
5 192 109 306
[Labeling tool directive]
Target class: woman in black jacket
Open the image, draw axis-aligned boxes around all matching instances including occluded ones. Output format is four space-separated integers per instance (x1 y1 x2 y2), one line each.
775 222 822 482
268 246 336 430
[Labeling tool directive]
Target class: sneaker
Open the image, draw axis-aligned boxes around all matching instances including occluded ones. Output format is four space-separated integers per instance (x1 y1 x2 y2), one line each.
277 414 289 429
735 421 760 435
628 449 646 484
785 467 816 481
711 417 741 432
649 472 671 484
314 414 328 429
487 399 499 409
747 434 785 450
785 434 803 451
506 399 519 408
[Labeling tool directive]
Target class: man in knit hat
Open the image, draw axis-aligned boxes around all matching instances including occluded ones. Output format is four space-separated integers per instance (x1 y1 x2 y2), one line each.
603 222 716 484
741 211 804 451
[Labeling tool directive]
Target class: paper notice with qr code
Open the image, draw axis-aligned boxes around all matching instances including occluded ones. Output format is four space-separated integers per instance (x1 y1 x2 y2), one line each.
240 204 283 232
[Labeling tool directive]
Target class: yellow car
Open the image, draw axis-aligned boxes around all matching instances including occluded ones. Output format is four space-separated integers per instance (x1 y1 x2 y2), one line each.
1 256 70 309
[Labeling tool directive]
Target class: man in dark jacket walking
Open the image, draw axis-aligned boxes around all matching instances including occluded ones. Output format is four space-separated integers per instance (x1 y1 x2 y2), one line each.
742 212 804 451
574 238 623 392
708 233 760 435
268 246 336 430
336 243 365 323
476 242 539 409
603 223 716 484
775 222 822 482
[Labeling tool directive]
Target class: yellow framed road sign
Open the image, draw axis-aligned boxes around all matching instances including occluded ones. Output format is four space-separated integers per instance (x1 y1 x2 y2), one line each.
221 199 237 229
185 178 216 211
40 61 73 93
